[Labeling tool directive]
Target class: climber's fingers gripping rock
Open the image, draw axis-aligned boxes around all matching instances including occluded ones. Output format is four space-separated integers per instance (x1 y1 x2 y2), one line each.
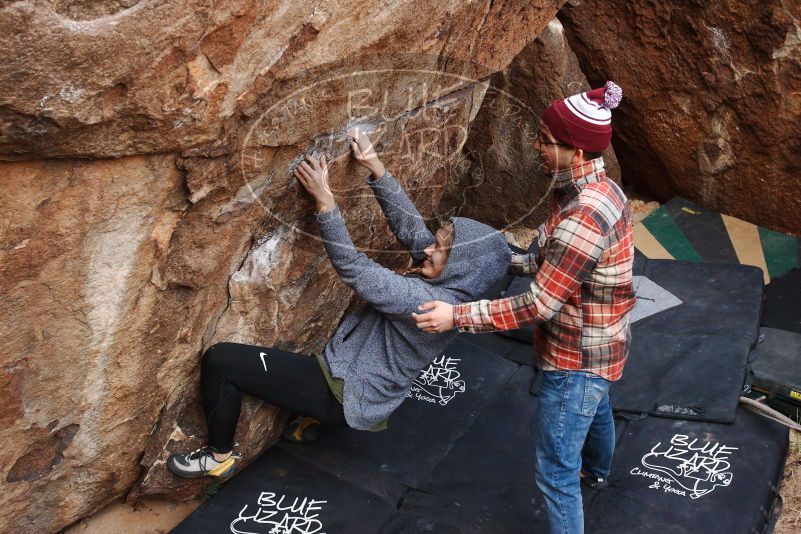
348 127 385 178
294 154 336 213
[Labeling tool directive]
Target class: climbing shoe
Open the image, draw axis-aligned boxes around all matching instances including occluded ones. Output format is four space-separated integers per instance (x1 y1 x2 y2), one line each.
167 446 241 478
282 415 320 443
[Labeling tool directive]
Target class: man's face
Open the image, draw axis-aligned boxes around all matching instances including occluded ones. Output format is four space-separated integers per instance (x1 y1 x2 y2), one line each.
421 226 453 279
532 122 582 173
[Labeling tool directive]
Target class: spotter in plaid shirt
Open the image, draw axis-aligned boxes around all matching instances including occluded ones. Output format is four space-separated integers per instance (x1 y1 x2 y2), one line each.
453 157 636 381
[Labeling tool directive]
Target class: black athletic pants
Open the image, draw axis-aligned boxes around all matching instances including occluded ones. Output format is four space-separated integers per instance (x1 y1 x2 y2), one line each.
201 342 346 453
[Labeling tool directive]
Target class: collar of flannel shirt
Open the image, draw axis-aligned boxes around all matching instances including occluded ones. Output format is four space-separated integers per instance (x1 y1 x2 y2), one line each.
552 157 606 198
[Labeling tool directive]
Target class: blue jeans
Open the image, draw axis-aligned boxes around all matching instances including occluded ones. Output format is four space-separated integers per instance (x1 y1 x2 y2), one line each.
535 370 615 534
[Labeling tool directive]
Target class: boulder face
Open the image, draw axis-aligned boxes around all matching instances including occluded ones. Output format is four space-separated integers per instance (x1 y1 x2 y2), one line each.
439 17 622 231
0 0 560 160
0 1 564 532
560 0 801 236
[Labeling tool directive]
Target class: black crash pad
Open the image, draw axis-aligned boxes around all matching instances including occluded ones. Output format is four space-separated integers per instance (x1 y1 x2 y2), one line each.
610 261 763 423
610 332 750 423
400 365 632 533
585 409 788 534
398 365 551 533
377 511 460 533
752 327 801 406
762 268 801 334
171 446 396 534
633 260 764 344
276 335 519 498
172 328 788 534
457 330 537 367
600 260 762 424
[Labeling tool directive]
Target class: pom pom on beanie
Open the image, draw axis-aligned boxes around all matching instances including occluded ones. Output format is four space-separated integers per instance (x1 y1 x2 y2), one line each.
541 81 623 152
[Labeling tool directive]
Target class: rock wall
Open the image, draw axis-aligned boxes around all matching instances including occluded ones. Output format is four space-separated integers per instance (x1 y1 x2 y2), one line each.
560 0 801 236
439 17 621 231
0 1 564 532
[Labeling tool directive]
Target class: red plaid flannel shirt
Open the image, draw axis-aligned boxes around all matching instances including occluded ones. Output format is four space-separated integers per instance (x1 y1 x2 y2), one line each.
453 158 636 380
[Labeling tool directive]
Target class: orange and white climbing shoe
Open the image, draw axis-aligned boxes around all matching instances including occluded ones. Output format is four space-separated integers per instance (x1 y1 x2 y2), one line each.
167 446 241 478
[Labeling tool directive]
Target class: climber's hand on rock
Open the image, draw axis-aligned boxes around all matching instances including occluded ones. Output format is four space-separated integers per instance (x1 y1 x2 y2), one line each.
349 127 385 179
294 154 336 214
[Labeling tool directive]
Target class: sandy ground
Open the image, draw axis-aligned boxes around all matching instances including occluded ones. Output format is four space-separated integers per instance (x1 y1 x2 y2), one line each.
63 497 203 534
776 431 801 533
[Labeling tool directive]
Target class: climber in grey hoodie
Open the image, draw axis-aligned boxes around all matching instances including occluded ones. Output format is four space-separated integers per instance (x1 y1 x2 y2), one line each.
166 129 510 479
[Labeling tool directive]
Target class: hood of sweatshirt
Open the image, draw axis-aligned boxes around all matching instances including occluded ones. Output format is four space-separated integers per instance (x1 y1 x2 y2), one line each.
425 216 511 300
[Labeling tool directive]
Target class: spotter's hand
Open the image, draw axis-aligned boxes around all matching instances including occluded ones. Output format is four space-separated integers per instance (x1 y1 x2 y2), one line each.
412 301 455 334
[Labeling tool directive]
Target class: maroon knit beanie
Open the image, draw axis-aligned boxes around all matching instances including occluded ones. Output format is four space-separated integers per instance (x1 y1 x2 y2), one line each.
541 81 623 152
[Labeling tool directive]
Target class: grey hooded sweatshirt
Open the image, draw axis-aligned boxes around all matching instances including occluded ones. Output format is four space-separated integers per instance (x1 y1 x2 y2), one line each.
315 171 511 430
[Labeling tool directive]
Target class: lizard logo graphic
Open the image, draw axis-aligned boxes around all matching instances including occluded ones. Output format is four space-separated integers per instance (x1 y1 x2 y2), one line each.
640 434 737 499
230 492 327 534
410 355 466 406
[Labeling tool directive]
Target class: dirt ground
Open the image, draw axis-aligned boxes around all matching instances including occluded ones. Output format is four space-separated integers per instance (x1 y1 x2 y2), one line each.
63 497 203 534
776 431 801 533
